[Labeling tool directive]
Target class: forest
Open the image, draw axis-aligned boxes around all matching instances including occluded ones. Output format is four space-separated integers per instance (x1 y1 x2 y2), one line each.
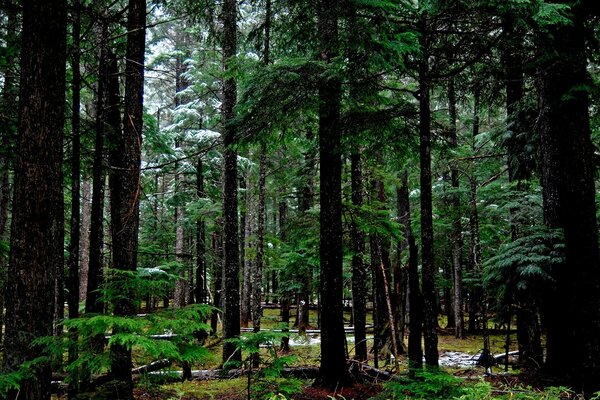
0 0 600 399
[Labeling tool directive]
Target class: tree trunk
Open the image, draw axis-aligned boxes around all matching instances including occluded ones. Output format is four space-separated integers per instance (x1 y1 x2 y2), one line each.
315 0 350 388
211 229 224 334
279 198 290 352
448 78 464 339
79 179 92 303
221 0 241 364
538 2 600 394
399 172 423 368
2 1 67 398
66 3 82 395
196 157 207 304
296 131 314 330
0 3 17 349
85 24 109 315
418 19 439 367
108 0 145 396
253 144 267 336
174 51 189 309
240 173 251 327
350 153 367 361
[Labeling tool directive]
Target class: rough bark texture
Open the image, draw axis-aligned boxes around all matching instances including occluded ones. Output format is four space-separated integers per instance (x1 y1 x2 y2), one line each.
85 25 109 315
253 145 267 334
538 2 600 394
467 91 482 334
68 0 82 324
2 1 67 398
296 131 314 330
398 172 422 368
240 174 251 327
221 0 241 364
0 4 17 348
315 0 351 388
350 153 367 361
448 78 464 339
211 230 223 334
79 179 92 303
418 20 439 367
196 157 207 303
174 52 189 309
108 0 145 396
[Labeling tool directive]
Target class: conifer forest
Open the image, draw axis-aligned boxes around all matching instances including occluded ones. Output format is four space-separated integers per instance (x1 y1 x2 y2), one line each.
1 0 600 399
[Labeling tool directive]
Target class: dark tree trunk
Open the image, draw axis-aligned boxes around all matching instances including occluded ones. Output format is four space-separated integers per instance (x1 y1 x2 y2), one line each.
398 172 422 368
240 174 250 327
196 157 207 304
418 20 439 367
66 3 82 395
85 24 109 315
279 198 290 352
253 144 267 335
221 0 241 364
350 153 367 361
2 1 67 399
79 179 92 303
448 78 464 339
467 91 482 334
68 0 82 327
315 0 350 388
0 3 18 349
107 0 145 396
211 230 223 334
296 131 314 330
538 2 600 394
174 47 190 309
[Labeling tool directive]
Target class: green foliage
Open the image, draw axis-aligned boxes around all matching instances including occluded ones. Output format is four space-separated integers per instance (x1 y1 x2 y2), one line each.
377 369 467 400
484 226 563 297
226 331 299 399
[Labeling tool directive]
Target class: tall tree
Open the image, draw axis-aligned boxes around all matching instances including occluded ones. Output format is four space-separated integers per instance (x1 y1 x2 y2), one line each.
221 0 241 364
418 15 439 367
447 78 464 339
108 0 145 396
196 156 207 304
85 22 110 315
2 1 67 398
350 152 367 361
398 171 423 368
315 0 350 388
538 1 600 394
0 2 18 348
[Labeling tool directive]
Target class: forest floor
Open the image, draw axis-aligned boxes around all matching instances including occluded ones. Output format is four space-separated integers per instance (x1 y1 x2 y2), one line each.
124 309 533 400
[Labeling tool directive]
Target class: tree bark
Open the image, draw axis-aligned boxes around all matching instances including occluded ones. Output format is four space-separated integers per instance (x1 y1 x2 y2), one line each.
221 0 241 364
315 0 350 388
108 0 145 396
253 144 267 336
2 1 67 398
85 23 109 315
79 179 92 303
448 78 464 339
350 153 367 361
398 172 422 368
196 157 207 304
538 2 600 394
418 17 439 367
0 3 17 349
240 173 251 327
